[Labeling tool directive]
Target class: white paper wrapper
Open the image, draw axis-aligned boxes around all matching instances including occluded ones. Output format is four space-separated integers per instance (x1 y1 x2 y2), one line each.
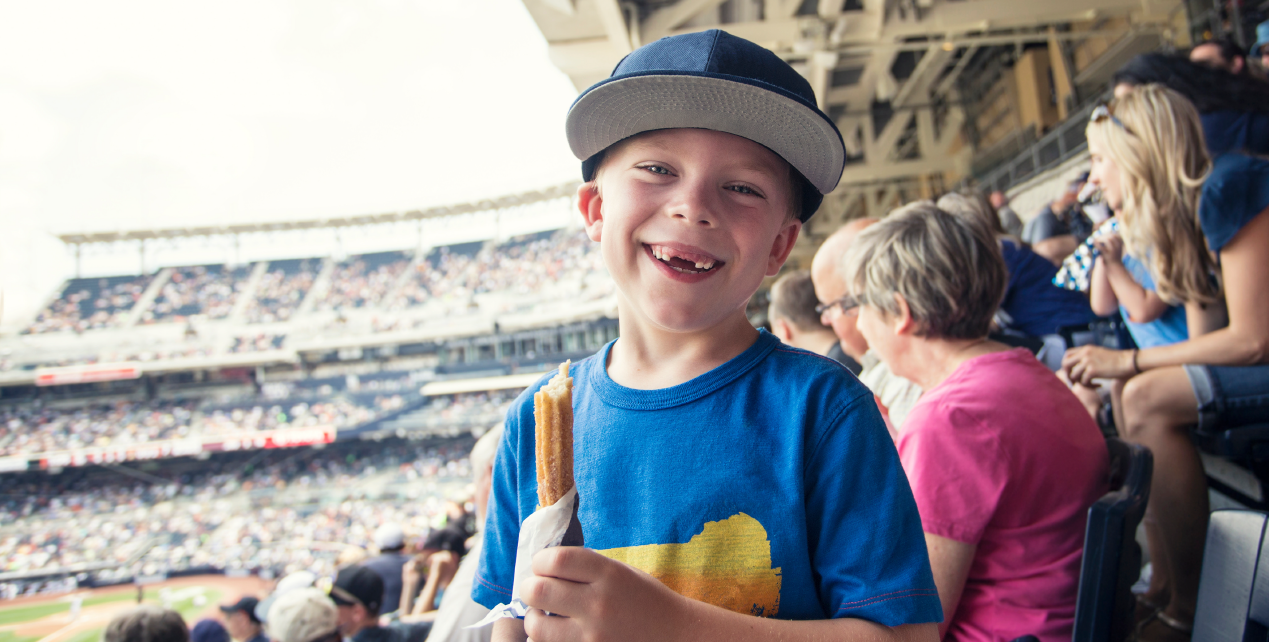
468 487 579 628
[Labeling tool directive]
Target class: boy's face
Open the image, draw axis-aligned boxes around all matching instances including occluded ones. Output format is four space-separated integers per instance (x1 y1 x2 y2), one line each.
579 129 801 335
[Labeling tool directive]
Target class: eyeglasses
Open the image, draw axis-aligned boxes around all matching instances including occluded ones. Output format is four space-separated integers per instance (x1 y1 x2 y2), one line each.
1089 104 1133 135
815 295 859 316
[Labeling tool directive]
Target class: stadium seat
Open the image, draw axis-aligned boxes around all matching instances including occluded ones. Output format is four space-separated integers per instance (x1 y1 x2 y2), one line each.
1192 509 1269 639
1071 438 1153 642
1191 423 1269 510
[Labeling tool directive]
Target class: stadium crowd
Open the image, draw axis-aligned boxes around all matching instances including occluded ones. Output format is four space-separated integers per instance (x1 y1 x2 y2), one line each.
144 265 250 324
25 275 154 334
0 438 477 584
0 396 387 456
245 261 319 324
320 253 411 311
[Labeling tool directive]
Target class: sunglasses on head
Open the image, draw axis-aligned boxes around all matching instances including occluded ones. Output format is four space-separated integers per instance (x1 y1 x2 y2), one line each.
1089 104 1133 135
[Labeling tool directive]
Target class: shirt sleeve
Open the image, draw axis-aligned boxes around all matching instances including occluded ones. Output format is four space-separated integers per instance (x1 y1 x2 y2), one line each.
804 391 944 626
472 389 535 609
897 403 1007 544
1200 154 1269 252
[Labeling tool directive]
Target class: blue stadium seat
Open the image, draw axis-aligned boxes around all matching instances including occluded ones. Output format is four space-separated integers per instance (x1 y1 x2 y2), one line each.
1072 438 1153 642
1192 509 1269 640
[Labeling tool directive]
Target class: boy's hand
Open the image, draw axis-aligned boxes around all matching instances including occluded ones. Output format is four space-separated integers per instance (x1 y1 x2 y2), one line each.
521 546 689 642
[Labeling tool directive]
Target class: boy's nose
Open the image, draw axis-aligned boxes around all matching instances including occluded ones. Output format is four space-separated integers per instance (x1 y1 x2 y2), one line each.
667 183 717 227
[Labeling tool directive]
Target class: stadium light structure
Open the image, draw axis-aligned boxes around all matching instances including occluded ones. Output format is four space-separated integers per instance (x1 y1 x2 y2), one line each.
56 181 582 246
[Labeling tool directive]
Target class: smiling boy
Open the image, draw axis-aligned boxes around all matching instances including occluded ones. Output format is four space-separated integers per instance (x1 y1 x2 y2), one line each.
474 30 942 642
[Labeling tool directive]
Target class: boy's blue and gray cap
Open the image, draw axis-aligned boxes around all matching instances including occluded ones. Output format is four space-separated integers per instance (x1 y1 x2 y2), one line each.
566 29 846 222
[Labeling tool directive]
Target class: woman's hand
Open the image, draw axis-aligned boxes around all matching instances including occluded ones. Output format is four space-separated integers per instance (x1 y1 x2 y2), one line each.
1062 345 1137 385
1092 232 1125 264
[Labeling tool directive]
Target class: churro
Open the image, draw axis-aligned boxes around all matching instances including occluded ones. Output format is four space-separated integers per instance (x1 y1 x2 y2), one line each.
534 360 574 508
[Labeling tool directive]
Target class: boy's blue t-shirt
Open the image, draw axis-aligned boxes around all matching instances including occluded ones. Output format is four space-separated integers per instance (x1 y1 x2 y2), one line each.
473 330 942 626
1119 255 1188 349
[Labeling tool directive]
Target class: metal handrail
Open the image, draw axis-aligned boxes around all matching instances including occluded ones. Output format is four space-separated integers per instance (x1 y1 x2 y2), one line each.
963 91 1112 195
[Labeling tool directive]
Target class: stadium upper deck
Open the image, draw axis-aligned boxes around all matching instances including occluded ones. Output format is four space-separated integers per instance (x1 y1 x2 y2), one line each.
0 228 614 379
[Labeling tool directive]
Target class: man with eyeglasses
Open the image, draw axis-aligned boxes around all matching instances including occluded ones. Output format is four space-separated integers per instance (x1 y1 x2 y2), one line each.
768 270 862 374
811 219 923 431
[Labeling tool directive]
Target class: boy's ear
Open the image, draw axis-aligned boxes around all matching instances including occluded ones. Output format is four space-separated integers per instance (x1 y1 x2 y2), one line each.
577 183 603 242
764 219 802 277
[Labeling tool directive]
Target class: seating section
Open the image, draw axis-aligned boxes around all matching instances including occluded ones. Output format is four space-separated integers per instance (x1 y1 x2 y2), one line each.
319 251 412 311
0 438 475 584
143 264 252 323
0 394 393 456
25 274 155 334
244 258 320 324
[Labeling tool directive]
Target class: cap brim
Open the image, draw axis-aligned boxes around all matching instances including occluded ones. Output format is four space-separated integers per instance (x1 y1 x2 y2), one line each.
566 74 845 196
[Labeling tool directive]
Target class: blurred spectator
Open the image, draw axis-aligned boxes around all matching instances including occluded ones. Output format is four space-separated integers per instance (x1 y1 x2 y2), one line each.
256 572 319 625
1189 37 1250 75
104 605 189 642
938 192 1098 367
988 191 1023 237
219 597 266 642
1114 53 1269 155
338 546 370 569
364 523 411 615
812 219 922 431
1023 174 1093 265
266 587 340 642
1256 22 1269 70
767 270 861 373
417 426 501 642
842 202 1107 642
331 566 429 642
190 619 230 642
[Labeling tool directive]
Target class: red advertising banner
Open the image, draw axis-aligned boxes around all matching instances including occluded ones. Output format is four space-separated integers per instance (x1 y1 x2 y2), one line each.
34 365 142 387
34 426 337 470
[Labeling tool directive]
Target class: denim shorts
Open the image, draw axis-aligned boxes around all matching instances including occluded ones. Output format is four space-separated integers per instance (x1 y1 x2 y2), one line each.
1183 363 1269 431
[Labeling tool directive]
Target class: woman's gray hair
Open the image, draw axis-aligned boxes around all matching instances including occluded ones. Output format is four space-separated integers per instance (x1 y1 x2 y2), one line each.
103 605 189 642
842 201 1007 340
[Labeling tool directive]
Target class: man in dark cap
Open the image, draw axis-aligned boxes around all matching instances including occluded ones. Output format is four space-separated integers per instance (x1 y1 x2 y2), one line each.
331 565 430 642
219 596 267 642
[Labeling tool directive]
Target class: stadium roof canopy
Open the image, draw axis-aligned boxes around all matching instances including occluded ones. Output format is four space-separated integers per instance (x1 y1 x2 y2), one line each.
521 0 1181 258
57 181 581 246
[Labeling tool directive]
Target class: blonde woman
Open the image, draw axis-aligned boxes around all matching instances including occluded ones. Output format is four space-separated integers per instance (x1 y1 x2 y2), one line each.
1063 84 1269 639
844 202 1107 642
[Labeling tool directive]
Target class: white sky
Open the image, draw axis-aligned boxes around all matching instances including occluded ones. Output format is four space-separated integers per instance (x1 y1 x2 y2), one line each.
0 0 583 330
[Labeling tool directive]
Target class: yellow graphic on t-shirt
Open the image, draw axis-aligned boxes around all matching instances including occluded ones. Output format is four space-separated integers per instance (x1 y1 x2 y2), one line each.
596 513 781 617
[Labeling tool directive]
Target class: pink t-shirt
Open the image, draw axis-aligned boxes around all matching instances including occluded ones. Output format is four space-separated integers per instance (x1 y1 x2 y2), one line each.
897 349 1108 642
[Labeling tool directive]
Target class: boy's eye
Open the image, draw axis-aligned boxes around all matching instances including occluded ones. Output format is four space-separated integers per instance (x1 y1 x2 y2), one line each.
727 184 764 197
639 165 671 175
